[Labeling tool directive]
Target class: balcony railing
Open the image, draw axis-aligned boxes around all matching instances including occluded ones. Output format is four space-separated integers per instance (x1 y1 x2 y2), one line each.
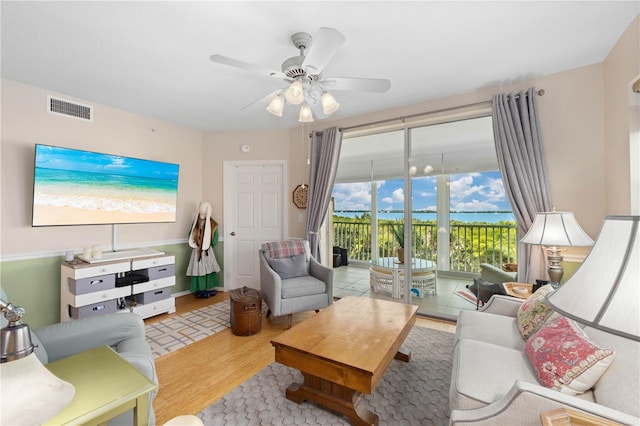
333 220 518 273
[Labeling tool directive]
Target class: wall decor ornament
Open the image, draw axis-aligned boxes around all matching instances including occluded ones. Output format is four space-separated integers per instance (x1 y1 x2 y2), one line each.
293 184 308 209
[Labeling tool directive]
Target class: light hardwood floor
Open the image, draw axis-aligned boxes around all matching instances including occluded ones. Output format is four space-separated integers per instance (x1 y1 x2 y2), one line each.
145 292 456 425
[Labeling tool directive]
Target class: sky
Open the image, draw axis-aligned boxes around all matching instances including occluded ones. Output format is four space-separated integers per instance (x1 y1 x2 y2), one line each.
35 144 179 180
332 170 513 213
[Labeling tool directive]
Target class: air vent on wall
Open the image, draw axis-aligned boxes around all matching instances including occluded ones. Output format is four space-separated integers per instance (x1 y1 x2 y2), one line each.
47 96 93 121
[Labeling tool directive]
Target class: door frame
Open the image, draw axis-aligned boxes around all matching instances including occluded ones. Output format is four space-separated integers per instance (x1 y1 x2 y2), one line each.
222 160 288 290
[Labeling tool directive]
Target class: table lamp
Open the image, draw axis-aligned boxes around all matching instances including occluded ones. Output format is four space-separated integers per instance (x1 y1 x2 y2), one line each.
521 211 594 283
545 215 639 341
1 297 75 425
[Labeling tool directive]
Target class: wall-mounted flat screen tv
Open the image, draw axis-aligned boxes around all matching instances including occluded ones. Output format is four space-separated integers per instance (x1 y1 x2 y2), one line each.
32 144 179 226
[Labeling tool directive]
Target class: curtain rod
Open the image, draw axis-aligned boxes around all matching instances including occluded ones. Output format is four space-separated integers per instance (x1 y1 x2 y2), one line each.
337 88 545 134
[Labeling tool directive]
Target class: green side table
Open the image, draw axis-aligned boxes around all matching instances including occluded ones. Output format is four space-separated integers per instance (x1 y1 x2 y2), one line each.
44 346 157 426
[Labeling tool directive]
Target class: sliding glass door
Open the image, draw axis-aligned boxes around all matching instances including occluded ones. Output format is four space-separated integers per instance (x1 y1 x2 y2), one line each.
332 112 517 318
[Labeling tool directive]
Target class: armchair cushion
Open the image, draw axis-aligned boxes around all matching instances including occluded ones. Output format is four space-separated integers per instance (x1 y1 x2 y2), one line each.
267 253 309 279
525 317 615 395
281 275 327 299
480 263 517 284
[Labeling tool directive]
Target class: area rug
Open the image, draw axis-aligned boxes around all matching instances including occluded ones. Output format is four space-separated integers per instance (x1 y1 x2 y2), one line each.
198 326 454 426
145 301 230 357
454 289 483 308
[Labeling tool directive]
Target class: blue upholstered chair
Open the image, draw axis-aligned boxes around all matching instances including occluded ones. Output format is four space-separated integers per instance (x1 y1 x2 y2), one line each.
259 240 333 328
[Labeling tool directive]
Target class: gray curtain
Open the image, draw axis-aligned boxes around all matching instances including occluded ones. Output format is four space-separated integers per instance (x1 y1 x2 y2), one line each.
493 88 552 282
305 127 343 261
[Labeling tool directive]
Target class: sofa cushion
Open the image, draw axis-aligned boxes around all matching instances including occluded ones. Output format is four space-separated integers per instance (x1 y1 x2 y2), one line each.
455 309 524 351
281 275 326 299
450 338 540 410
585 327 640 417
525 317 615 396
267 254 308 279
517 284 558 340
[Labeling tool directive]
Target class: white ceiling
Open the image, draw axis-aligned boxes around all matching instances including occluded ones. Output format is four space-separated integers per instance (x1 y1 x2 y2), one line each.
1 1 638 132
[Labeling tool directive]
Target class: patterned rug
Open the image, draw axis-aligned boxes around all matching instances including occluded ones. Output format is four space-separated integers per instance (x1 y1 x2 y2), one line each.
145 301 230 357
198 326 454 425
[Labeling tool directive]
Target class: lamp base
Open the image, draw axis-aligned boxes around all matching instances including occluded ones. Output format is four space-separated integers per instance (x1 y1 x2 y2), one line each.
546 246 564 283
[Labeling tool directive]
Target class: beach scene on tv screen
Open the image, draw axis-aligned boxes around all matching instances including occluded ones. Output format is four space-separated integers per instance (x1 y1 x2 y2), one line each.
32 145 179 226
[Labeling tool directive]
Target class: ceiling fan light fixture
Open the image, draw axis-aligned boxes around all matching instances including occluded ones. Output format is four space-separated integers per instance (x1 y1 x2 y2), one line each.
321 92 340 115
298 103 314 123
266 94 284 117
284 80 304 105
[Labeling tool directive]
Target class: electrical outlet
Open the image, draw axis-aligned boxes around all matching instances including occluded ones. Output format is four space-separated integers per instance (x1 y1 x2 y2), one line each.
298 213 304 222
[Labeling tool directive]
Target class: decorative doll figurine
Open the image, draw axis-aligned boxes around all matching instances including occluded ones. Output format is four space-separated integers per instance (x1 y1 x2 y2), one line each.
186 201 220 298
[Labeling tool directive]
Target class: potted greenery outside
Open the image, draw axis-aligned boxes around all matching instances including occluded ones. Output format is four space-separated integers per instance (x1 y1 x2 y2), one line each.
390 221 405 263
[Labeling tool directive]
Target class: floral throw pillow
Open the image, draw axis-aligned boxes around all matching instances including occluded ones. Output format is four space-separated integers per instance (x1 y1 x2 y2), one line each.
517 284 558 340
525 316 615 395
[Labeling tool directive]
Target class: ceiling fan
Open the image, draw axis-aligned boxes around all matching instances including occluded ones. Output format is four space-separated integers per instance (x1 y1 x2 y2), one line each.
210 27 391 122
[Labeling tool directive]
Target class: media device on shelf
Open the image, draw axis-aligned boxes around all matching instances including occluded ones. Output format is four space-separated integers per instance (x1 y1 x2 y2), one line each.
32 144 179 226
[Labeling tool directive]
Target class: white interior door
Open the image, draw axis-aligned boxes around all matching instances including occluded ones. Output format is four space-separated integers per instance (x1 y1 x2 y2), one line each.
223 161 287 291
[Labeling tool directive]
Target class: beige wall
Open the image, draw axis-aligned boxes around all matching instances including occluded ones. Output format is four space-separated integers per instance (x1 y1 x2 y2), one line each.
201 126 307 240
0 79 204 257
603 16 640 215
2 16 638 258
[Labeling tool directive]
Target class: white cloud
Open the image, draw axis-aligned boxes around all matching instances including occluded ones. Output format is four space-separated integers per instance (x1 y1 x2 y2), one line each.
452 199 499 212
481 177 506 202
332 182 371 211
450 174 483 201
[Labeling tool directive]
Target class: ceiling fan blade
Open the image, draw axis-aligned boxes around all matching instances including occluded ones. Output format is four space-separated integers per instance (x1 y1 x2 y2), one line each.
210 54 285 79
319 77 391 93
241 89 283 111
301 27 345 74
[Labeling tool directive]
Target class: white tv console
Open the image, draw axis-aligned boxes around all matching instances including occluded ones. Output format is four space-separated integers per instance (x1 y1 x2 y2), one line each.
60 250 176 322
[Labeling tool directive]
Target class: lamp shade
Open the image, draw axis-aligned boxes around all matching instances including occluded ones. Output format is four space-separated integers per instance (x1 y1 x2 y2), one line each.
1 352 75 424
521 211 594 247
321 92 340 115
266 94 284 117
545 216 640 341
284 80 304 105
298 103 314 123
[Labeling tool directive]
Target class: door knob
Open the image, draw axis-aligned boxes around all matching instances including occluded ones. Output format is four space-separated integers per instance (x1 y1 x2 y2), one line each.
230 231 236 236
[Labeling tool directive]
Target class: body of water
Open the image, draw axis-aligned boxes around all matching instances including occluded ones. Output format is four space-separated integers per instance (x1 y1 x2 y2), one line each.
34 167 178 213
334 211 515 223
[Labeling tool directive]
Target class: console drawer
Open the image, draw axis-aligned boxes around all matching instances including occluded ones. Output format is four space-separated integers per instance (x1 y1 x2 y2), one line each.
69 299 117 319
68 274 115 295
137 287 171 304
147 264 174 280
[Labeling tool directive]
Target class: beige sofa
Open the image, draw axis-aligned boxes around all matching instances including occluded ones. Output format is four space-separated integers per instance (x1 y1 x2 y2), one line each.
449 295 640 425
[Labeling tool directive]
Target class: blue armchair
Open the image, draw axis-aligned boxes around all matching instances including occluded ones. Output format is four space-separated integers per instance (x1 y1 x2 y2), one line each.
259 240 333 328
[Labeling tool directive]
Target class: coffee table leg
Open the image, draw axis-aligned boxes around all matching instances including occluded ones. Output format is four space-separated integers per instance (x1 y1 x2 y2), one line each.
286 373 378 426
394 346 411 362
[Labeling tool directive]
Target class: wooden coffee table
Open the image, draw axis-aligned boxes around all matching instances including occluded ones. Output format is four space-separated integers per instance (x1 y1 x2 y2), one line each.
271 296 418 425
